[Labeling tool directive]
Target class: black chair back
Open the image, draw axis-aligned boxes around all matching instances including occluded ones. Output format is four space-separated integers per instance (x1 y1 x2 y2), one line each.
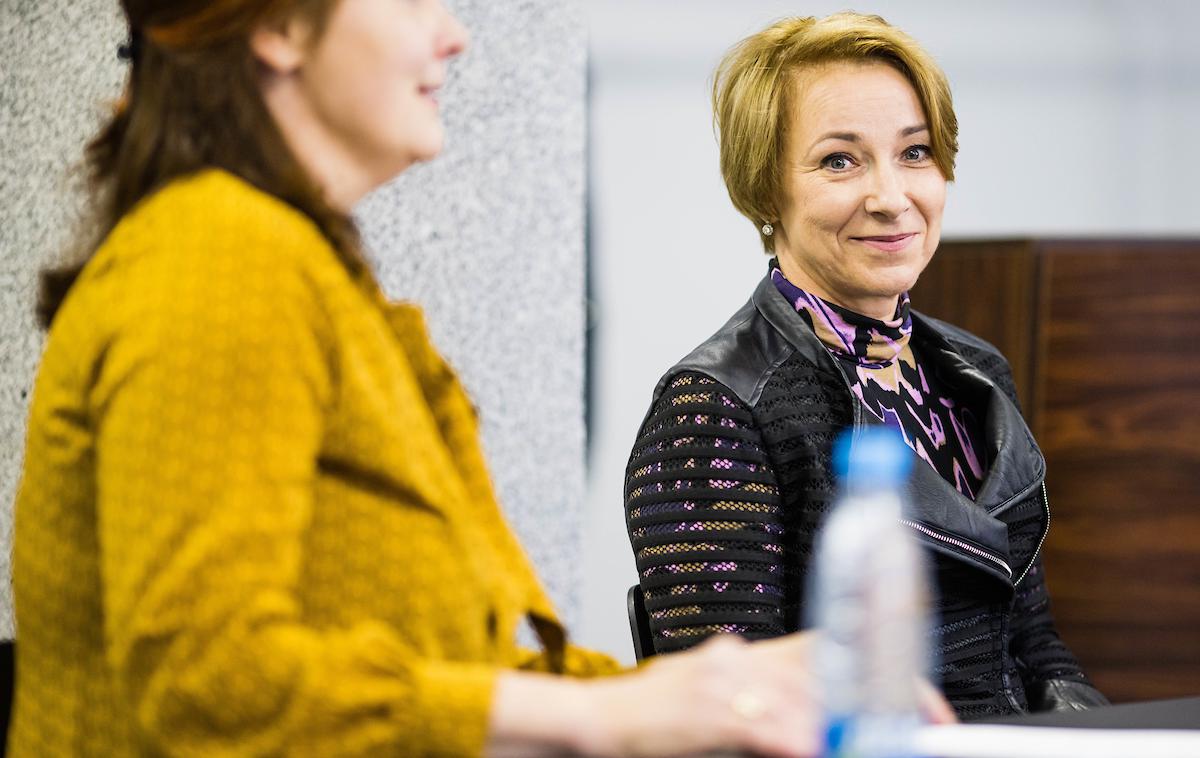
626 585 655 662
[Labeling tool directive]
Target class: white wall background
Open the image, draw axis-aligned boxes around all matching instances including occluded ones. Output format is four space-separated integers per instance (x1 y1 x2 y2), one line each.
577 0 1200 663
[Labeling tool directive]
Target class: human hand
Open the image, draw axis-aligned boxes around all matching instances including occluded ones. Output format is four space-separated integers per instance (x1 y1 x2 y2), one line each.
917 678 957 725
576 633 819 758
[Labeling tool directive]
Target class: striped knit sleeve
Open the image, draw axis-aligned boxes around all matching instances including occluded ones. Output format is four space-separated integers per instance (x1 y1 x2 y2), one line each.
624 372 787 654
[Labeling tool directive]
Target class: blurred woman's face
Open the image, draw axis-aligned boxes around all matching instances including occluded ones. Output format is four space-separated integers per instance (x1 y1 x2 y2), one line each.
774 61 946 320
288 0 468 190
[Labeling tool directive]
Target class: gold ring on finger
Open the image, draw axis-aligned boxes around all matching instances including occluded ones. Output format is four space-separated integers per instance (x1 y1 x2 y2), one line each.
730 690 767 721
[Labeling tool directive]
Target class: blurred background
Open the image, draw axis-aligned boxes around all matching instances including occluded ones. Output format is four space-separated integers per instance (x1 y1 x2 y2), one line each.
577 0 1200 681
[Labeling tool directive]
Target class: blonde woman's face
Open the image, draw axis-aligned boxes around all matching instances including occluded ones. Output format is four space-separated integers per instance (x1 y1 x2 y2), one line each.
773 61 947 320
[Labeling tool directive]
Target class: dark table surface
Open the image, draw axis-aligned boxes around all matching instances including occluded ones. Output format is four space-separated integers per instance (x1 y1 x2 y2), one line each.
980 696 1200 730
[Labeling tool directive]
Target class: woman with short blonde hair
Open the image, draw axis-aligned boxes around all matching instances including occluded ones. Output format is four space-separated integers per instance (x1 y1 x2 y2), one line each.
713 12 958 254
625 12 1107 719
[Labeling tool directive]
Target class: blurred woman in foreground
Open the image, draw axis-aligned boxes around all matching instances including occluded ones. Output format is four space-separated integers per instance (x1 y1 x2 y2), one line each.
7 1 859 755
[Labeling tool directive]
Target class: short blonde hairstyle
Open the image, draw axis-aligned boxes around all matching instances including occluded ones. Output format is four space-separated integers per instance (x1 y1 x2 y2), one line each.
713 12 958 252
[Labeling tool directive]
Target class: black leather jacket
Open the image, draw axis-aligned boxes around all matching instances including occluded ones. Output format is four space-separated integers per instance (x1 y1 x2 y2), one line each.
624 271 1107 720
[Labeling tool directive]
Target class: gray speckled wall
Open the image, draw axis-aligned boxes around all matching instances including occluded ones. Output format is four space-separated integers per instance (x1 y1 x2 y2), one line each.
0 0 588 640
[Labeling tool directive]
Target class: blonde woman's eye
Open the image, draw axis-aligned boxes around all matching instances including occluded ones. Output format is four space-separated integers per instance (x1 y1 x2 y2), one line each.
822 153 854 171
903 145 932 162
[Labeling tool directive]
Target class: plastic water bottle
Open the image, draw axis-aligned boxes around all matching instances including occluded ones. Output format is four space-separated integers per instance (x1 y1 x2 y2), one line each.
810 427 930 758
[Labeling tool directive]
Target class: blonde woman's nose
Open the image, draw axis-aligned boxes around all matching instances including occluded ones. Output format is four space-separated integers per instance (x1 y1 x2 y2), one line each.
863 164 911 218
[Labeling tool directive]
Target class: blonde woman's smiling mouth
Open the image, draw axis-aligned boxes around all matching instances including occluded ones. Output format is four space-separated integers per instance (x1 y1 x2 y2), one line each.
851 232 918 252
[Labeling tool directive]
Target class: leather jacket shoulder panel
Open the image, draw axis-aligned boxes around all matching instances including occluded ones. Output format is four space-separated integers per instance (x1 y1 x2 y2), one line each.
660 277 799 408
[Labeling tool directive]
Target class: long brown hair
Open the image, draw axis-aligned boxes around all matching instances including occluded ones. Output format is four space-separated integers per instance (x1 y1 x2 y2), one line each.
39 0 363 327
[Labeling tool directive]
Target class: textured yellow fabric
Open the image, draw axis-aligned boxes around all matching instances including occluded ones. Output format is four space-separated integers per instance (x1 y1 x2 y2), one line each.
10 170 621 758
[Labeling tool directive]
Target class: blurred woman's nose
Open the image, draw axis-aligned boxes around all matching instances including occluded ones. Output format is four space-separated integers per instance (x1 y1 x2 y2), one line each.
438 6 469 59
864 163 911 219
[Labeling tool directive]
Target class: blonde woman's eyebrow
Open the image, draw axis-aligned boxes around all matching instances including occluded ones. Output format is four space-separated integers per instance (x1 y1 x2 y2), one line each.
811 124 928 147
813 131 860 145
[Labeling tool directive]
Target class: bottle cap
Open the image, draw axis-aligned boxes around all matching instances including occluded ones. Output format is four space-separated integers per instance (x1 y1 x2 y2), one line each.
833 426 913 488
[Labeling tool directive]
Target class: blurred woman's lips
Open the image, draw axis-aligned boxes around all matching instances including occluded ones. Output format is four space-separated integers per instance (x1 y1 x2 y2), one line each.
851 232 917 252
419 84 441 104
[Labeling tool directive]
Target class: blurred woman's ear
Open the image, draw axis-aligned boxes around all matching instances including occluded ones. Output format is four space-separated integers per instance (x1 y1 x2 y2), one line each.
249 15 311 75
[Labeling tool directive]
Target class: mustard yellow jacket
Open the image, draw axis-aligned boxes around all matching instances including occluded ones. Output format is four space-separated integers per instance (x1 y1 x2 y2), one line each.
10 170 620 758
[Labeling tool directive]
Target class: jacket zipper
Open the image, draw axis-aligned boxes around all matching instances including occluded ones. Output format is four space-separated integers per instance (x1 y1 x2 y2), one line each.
999 613 1026 712
821 336 1026 585
900 518 1013 579
810 318 1045 711
1011 482 1051 587
835 352 1017 582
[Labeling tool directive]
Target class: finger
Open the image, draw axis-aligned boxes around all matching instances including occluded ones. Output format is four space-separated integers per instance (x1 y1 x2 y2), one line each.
741 706 821 758
747 631 814 666
917 678 958 724
701 632 748 650
733 667 821 756
750 660 818 709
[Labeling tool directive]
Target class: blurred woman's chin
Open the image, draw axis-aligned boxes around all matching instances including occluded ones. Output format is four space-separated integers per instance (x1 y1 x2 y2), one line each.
407 132 447 165
375 137 445 182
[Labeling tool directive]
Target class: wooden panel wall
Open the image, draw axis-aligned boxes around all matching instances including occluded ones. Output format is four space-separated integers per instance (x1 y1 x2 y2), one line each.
912 239 1200 704
909 240 1039 411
